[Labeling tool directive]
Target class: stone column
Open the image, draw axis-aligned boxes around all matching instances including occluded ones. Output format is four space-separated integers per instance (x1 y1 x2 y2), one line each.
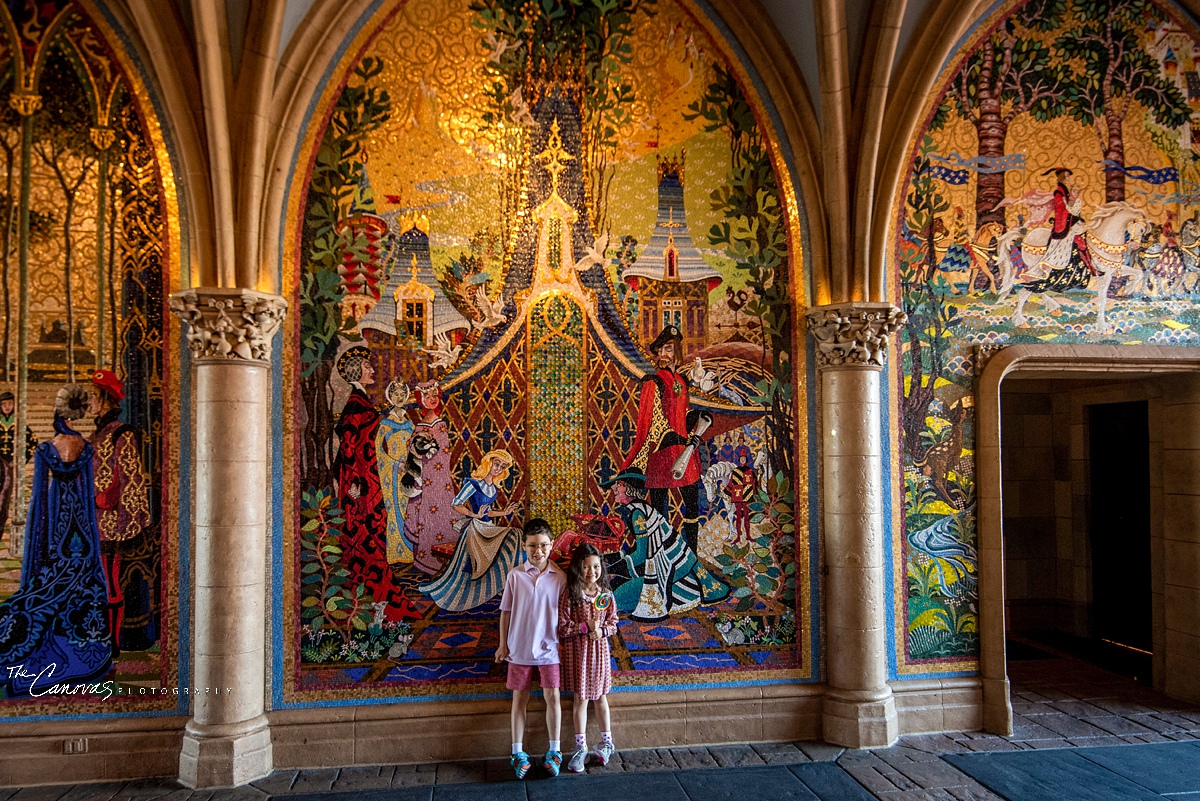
808 302 905 748
169 288 287 788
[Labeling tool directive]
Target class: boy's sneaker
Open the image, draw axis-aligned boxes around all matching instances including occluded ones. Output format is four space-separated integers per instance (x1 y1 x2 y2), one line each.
567 747 588 774
542 749 562 777
593 740 615 766
511 751 531 780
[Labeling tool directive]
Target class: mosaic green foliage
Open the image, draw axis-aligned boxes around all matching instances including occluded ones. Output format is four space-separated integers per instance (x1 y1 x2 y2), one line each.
688 62 795 481
471 0 654 233
299 57 392 490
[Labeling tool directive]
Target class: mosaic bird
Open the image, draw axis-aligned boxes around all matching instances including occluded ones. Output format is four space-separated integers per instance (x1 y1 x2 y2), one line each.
471 285 506 330
484 30 514 62
508 87 535 127
573 232 610 273
688 356 717 393
423 331 462 370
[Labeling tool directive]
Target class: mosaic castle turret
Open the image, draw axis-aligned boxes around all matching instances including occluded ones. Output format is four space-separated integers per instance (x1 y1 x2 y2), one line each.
359 215 471 346
621 154 722 359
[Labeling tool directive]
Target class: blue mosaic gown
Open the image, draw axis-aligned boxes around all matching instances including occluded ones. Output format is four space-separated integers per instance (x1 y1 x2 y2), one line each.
419 478 523 611
0 422 112 696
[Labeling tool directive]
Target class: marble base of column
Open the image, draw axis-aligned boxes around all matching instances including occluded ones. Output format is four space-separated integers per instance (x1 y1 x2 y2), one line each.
823 686 899 748
179 715 273 789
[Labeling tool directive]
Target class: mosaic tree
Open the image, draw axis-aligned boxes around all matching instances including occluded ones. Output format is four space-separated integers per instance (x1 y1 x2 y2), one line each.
1053 0 1190 201
471 0 653 238
298 57 391 492
686 62 794 482
34 48 98 381
945 0 1063 228
0 74 55 382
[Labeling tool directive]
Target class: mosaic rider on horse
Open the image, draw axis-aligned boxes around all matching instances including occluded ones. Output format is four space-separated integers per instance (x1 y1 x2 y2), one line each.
1026 166 1099 295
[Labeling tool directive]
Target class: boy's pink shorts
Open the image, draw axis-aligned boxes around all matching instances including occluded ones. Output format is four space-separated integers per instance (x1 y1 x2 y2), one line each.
506 662 561 691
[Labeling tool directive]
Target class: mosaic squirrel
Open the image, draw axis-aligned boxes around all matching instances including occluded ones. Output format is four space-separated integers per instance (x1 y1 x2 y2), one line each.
399 432 438 498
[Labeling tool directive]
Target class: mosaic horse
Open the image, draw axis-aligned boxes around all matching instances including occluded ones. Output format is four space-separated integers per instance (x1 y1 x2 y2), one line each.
998 202 1147 331
932 220 1004 294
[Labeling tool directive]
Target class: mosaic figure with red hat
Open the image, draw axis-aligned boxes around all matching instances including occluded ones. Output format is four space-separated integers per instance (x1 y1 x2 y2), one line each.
0 389 36 541
619 325 728 605
333 346 418 622
88 368 152 653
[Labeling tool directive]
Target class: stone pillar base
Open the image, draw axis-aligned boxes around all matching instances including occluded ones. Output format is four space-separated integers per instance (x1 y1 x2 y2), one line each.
982 676 1014 735
179 715 273 789
823 688 899 748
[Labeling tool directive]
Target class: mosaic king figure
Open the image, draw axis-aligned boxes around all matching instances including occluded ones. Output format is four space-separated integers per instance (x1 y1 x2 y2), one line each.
89 369 152 653
620 325 728 604
0 390 36 541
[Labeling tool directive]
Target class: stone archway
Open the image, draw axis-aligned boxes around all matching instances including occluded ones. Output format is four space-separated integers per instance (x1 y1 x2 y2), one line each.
976 344 1200 734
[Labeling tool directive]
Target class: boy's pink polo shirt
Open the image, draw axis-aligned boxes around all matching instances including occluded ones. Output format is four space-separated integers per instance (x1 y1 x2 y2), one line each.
499 560 566 666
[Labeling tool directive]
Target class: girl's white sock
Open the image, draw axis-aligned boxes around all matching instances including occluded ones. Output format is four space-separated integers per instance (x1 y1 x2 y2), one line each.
575 733 587 749
549 740 561 751
512 742 523 755
600 731 613 745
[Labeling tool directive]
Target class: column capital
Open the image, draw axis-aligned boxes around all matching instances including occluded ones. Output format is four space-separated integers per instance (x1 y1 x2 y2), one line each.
169 288 288 363
806 302 906 369
8 92 42 116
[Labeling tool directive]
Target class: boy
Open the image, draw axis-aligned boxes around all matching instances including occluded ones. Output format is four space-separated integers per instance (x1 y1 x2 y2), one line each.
495 518 566 778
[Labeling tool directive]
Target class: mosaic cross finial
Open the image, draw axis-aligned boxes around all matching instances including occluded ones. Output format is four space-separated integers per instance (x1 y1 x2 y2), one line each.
536 118 573 194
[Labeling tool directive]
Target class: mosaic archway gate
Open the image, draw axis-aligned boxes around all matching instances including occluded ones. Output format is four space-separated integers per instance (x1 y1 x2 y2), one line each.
891 0 1200 677
0 0 182 715
282 0 813 701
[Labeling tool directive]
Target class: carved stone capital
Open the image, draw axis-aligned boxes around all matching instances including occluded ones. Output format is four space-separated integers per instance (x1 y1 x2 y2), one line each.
8 92 42 116
973 343 1005 378
169 288 288 363
806 302 906 369
90 126 115 151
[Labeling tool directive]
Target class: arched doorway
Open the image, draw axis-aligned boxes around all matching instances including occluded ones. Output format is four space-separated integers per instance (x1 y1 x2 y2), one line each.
977 345 1200 734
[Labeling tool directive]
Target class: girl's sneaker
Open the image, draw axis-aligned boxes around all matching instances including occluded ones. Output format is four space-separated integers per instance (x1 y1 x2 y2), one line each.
593 741 615 766
511 751 531 779
567 747 588 773
542 749 563 777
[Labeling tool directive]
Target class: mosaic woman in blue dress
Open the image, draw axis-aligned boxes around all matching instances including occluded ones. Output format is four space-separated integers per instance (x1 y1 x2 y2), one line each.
419 449 522 611
0 385 112 697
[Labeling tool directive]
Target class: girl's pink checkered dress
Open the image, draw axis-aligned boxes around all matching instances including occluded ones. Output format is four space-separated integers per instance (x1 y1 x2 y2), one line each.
557 589 618 701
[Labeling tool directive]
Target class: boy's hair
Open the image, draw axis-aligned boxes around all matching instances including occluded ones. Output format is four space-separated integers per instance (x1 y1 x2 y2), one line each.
523 517 553 542
566 542 612 610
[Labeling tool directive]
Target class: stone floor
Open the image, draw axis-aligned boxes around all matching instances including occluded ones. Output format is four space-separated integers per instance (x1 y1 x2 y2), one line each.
4 650 1200 801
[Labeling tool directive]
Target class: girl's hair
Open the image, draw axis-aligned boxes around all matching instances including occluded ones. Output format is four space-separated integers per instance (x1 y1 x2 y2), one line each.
414 380 443 416
566 542 612 610
54 384 89 421
472 449 514 483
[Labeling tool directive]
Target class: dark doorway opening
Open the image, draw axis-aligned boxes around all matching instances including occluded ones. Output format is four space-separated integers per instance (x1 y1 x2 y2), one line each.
1000 383 1155 684
1086 400 1152 679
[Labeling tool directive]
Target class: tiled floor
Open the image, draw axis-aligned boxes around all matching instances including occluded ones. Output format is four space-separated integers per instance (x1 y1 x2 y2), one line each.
5 652 1199 801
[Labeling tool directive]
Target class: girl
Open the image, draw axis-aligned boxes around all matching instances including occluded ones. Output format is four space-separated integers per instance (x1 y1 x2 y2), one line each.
557 542 619 773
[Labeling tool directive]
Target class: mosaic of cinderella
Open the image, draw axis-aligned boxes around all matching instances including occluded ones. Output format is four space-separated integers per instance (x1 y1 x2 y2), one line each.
0 385 112 697
419 449 523 611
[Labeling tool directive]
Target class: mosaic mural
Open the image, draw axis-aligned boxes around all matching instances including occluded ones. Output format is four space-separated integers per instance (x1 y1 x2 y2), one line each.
282 0 809 701
892 0 1200 672
0 1 180 714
